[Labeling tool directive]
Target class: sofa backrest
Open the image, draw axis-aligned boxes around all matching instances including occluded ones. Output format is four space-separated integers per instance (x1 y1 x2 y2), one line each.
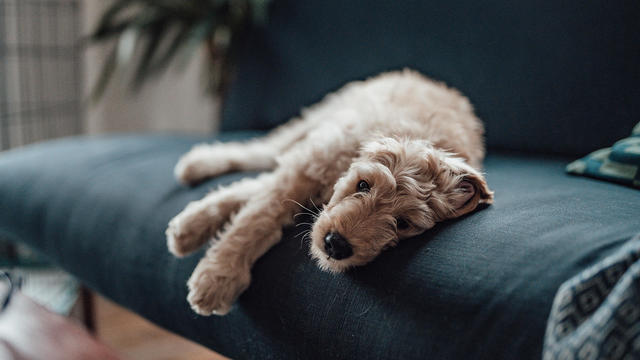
221 0 640 156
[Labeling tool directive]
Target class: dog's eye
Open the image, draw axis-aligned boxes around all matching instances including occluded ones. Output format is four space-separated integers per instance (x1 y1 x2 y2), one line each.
396 217 410 230
357 180 370 193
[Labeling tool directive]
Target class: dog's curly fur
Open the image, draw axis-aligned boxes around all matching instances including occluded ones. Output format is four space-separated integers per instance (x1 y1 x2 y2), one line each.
166 69 494 316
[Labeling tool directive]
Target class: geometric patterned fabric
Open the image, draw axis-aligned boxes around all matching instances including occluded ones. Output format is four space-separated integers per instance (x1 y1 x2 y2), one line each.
544 233 640 360
567 123 640 189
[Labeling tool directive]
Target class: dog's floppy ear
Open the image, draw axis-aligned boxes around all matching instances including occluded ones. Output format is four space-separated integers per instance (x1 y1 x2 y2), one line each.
448 170 494 218
434 154 493 219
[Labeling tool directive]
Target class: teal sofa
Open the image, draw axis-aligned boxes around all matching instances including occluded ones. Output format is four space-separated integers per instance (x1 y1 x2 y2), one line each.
1 1 639 358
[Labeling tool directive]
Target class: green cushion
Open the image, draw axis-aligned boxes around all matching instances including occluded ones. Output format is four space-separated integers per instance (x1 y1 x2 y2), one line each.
567 123 640 189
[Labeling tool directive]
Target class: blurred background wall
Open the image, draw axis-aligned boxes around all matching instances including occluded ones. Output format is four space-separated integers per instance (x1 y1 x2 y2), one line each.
0 0 83 149
0 0 218 152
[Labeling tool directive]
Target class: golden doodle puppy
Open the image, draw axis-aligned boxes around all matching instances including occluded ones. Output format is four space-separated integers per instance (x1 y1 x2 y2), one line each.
167 69 494 315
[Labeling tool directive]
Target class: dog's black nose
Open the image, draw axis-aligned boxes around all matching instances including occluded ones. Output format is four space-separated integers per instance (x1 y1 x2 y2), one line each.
324 232 353 260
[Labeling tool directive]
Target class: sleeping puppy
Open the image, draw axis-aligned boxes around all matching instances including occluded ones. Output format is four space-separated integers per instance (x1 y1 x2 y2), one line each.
166 69 494 315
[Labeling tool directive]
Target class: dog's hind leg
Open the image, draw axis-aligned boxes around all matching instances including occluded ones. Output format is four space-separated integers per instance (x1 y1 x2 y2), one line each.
166 174 270 257
174 118 313 185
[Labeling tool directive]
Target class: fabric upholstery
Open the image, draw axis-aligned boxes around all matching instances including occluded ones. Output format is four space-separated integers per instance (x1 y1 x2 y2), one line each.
567 122 640 188
1 134 639 359
222 0 640 156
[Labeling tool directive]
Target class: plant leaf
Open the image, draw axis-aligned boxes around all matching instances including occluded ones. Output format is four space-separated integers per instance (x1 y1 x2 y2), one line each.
173 20 215 71
90 0 136 41
90 45 119 103
146 24 192 76
132 20 170 89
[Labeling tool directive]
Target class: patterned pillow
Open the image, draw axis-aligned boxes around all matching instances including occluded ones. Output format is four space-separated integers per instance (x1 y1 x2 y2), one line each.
567 122 640 189
543 233 640 359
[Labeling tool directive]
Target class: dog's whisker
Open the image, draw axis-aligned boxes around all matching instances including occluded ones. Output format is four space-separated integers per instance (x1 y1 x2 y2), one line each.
296 233 310 249
294 212 316 219
297 229 312 249
295 222 315 227
283 199 318 216
309 197 322 213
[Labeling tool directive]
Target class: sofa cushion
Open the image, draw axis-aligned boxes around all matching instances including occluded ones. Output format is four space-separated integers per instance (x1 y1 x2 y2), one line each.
222 0 640 156
0 134 639 359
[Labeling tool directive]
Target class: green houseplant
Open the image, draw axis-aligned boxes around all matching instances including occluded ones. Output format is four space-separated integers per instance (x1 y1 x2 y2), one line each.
89 0 269 101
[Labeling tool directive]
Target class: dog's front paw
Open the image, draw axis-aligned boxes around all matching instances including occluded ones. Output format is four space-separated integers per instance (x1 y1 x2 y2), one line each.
174 145 230 186
186 259 251 316
166 207 212 257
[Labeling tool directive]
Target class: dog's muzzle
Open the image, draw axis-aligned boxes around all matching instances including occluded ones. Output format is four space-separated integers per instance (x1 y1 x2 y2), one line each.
324 232 353 260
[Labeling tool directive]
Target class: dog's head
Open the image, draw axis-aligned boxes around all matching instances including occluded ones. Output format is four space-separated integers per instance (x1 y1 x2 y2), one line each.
309 137 493 273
